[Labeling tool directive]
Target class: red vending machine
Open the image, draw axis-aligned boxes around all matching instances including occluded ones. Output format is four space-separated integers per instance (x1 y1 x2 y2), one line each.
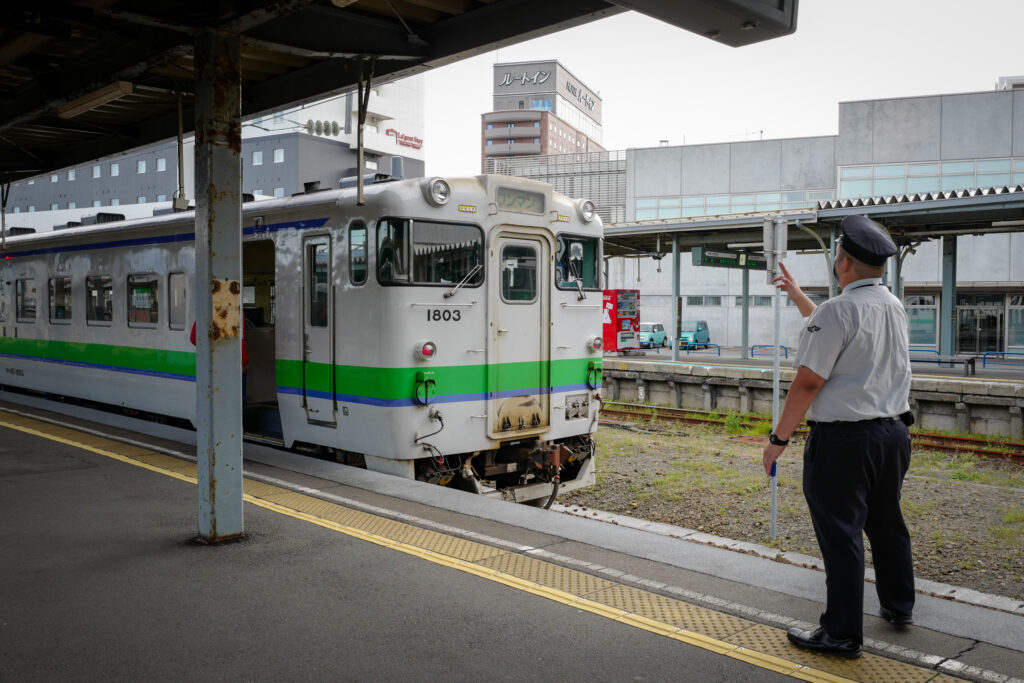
602 289 640 352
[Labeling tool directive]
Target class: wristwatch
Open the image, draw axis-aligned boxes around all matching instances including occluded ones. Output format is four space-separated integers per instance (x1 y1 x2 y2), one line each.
768 432 789 446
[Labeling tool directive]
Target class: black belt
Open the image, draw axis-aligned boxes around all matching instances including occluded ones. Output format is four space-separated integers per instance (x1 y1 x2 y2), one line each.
807 411 914 428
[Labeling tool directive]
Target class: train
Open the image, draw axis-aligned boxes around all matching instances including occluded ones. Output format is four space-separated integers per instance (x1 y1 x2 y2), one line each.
0 174 604 504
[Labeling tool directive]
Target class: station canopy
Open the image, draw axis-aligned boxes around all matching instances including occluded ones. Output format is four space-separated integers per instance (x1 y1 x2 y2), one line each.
0 0 798 182
603 185 1024 258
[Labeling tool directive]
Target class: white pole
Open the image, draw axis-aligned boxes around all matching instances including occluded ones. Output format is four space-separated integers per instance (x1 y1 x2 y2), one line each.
770 218 786 541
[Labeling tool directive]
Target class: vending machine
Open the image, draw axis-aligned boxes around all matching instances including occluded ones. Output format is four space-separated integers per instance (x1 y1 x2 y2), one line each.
602 289 640 352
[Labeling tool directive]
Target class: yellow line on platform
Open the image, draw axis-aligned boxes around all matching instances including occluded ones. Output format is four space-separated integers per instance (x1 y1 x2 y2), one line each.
0 411 949 683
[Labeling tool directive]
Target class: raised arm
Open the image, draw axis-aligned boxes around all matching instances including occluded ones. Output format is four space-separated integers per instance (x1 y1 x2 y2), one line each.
773 261 817 317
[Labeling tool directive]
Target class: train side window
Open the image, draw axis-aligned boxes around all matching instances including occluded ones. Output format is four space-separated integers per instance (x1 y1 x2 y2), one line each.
127 274 159 326
16 279 36 322
350 222 367 285
48 277 72 323
86 276 113 325
168 272 187 330
377 218 410 284
500 245 538 303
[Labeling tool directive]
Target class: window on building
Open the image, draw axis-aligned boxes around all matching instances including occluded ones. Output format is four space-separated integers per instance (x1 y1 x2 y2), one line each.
50 203 58 211
86 276 113 324
68 202 76 209
50 174 58 183
157 194 167 202
906 296 938 346
111 199 119 206
365 159 377 170
273 148 284 163
273 111 284 124
705 296 722 306
686 296 703 306
111 163 119 176
92 200 101 208
487 124 493 130
168 272 187 330
273 187 284 198
138 196 146 204
28 206 35 212
12 207 19 214
156 157 167 172
67 169 76 181
92 165 101 179
252 150 263 166
27 179 34 185
753 295 773 307
127 274 158 326
48 277 72 323
16 279 36 321
137 159 147 174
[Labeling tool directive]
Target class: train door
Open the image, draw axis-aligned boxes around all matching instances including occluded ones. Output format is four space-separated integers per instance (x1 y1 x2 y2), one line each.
490 233 550 437
302 236 336 425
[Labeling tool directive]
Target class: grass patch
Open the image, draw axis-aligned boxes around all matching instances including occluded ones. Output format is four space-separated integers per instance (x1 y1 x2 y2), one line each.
1001 507 1024 525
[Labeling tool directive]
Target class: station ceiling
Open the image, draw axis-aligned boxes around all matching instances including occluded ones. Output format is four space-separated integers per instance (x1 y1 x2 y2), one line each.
0 0 798 183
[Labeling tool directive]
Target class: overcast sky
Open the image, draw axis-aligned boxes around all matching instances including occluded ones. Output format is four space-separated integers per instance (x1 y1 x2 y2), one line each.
422 0 1023 177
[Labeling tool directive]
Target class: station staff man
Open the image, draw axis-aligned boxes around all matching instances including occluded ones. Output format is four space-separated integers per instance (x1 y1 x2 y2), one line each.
763 214 915 659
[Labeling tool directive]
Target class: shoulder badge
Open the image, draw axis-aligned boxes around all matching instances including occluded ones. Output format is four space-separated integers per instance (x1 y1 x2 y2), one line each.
807 324 821 332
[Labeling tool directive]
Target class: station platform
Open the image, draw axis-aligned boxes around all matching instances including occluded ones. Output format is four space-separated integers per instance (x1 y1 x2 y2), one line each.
2 393 1023 682
608 346 1024 382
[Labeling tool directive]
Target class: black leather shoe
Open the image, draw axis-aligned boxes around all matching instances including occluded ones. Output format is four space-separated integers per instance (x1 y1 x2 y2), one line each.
879 606 913 625
787 627 862 659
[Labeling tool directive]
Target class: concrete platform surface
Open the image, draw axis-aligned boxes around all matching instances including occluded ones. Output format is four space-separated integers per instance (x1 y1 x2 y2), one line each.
2 393 1023 683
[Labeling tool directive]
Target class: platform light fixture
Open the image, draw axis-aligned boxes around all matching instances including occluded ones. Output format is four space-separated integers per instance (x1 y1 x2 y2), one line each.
58 81 134 119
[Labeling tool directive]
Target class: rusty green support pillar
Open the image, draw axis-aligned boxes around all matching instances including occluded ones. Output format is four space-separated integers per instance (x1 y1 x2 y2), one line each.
194 29 244 543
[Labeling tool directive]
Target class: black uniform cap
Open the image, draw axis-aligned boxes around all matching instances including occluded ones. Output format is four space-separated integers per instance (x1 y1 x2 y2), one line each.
838 214 897 266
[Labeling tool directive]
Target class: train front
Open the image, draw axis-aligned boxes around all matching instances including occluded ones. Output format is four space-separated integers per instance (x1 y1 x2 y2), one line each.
406 175 603 505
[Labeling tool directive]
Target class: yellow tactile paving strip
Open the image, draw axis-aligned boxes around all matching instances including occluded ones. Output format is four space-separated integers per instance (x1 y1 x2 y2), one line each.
0 410 957 683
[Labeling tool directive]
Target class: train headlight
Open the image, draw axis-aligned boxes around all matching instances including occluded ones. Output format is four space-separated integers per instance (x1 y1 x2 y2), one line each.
415 340 437 360
577 199 596 223
587 336 603 353
421 178 451 207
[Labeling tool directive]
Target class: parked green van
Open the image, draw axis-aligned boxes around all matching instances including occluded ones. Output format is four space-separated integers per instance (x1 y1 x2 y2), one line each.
678 320 711 349
639 322 667 348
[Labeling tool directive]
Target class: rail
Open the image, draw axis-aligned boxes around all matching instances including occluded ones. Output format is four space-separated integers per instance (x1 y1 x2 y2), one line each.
678 343 721 356
599 401 1024 463
750 344 788 359
981 351 1024 368
909 348 940 357
909 352 976 376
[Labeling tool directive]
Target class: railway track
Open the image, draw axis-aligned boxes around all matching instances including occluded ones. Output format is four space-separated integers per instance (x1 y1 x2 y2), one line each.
600 402 1024 464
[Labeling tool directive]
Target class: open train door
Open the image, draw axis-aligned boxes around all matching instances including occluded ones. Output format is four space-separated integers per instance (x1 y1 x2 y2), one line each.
302 236 337 426
489 231 550 438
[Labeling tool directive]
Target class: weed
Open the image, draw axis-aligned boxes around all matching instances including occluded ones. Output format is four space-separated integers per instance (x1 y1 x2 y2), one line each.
1000 507 1024 525
724 411 743 435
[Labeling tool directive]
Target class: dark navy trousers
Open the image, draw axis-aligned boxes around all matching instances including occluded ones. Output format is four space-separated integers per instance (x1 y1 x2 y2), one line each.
803 418 915 641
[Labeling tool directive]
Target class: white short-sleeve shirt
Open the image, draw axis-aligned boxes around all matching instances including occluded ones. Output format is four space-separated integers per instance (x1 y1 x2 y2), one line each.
793 277 911 422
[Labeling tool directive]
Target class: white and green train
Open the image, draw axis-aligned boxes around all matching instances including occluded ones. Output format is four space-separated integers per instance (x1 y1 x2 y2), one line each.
0 175 603 503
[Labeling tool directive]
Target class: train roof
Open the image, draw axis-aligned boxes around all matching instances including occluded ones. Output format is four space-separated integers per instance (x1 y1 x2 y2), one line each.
0 174 584 253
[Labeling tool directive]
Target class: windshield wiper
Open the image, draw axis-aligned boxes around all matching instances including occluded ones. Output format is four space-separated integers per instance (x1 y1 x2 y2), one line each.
444 263 482 298
568 261 586 301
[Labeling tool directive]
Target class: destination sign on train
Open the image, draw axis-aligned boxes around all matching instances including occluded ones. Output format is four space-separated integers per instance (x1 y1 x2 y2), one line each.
692 247 767 270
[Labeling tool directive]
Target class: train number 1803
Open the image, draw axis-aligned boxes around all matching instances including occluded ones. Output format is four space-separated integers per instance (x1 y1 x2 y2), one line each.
427 309 461 322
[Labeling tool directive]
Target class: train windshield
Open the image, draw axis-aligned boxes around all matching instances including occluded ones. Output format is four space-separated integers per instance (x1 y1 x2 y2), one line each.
555 234 600 291
379 218 483 287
